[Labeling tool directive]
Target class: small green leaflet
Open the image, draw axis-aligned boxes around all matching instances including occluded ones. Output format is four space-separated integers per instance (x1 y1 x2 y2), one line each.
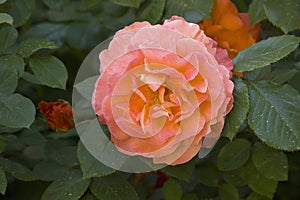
137 0 166 24
248 0 266 24
219 184 239 200
0 13 13 25
0 23 18 53
163 179 182 200
18 38 57 57
0 168 7 195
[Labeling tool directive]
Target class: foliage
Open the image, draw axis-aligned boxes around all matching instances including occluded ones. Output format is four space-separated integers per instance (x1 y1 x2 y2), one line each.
0 0 299 199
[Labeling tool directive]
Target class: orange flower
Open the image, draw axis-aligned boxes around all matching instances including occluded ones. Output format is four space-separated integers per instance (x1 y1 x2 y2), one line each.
200 0 261 58
38 100 74 131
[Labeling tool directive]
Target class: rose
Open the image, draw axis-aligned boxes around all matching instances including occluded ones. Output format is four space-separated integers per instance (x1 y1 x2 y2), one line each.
200 0 261 58
38 100 74 131
92 16 234 165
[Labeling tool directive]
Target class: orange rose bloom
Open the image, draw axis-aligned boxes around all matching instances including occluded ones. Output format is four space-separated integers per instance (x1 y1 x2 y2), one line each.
200 0 261 58
38 100 74 131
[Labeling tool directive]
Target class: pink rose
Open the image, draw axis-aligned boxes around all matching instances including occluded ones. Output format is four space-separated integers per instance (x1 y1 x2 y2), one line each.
92 16 233 165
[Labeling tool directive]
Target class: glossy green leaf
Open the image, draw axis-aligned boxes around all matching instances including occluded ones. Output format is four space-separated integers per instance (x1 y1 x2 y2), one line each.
77 141 115 179
218 139 251 171
0 157 36 181
18 38 57 57
90 173 138 200
43 0 69 8
243 160 277 199
233 35 300 72
164 0 213 22
264 0 300 33
0 23 17 53
0 168 7 195
41 170 90 200
163 179 182 200
23 23 68 46
222 77 249 140
252 143 288 181
248 81 300 151
0 13 13 25
219 184 239 200
0 0 35 27
162 161 195 181
137 0 166 24
109 0 140 8
0 93 35 128
248 0 266 24
0 64 18 94
0 55 24 77
29 55 68 89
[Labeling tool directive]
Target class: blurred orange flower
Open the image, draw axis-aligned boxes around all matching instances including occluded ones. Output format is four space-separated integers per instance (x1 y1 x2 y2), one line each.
38 100 74 131
200 0 261 58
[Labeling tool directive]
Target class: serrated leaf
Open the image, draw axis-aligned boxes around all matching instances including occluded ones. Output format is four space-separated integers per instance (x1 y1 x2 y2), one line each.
18 38 57 57
0 157 36 181
233 35 300 72
109 0 140 8
0 23 17 53
248 0 266 24
248 81 300 151
219 184 239 200
0 64 18 94
74 76 98 101
222 77 249 140
252 142 288 181
0 93 35 128
29 55 68 89
90 173 138 200
0 13 13 25
163 0 214 23
0 0 35 27
77 141 115 179
243 160 277 199
163 179 182 200
41 170 90 200
23 23 68 46
218 139 251 171
161 161 195 181
264 0 300 34
137 0 166 24
268 69 298 84
0 54 24 77
0 168 7 195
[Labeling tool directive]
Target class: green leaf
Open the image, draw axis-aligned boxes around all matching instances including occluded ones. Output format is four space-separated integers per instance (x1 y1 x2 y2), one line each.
0 64 18 94
22 23 68 46
248 81 300 151
0 0 35 27
0 54 24 77
0 23 17 53
81 0 101 8
162 161 195 181
233 35 300 72
222 77 249 140
264 0 300 34
0 13 13 25
218 139 251 171
22 72 43 85
163 179 182 200
243 160 277 199
33 161 73 182
219 184 239 200
41 170 90 200
252 142 288 181
0 168 7 195
109 0 140 8
246 192 270 200
18 38 57 57
268 69 298 84
0 0 7 4
137 0 166 24
196 166 219 187
0 93 35 128
43 0 69 9
0 157 36 181
223 168 247 187
48 146 79 168
74 76 98 101
248 0 266 24
164 0 213 22
90 173 138 200
77 141 115 179
29 55 68 89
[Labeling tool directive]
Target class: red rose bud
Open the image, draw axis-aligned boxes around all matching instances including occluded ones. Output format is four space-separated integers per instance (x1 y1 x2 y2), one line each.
38 100 74 131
